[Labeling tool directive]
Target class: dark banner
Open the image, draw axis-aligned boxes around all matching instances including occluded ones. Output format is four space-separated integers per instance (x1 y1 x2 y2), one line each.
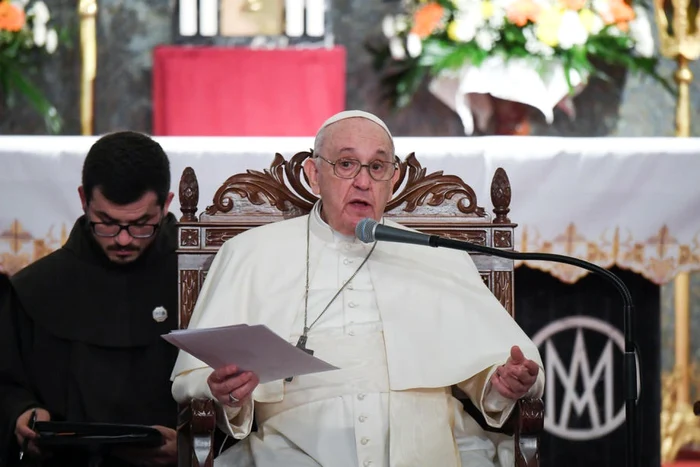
514 266 661 467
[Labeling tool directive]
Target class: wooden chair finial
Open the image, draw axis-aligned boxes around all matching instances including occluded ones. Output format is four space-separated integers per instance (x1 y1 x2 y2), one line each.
179 167 199 222
491 167 512 224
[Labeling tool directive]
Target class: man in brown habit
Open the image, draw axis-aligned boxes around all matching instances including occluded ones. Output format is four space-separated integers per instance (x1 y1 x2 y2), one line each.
0 131 179 466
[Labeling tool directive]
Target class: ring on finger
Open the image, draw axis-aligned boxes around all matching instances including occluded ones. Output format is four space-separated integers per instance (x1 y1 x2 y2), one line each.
228 392 239 404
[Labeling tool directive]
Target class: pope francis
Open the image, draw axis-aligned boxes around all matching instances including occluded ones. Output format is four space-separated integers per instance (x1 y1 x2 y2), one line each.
170 110 545 467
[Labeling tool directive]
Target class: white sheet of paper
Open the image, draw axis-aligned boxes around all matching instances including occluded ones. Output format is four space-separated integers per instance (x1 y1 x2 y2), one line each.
162 324 339 384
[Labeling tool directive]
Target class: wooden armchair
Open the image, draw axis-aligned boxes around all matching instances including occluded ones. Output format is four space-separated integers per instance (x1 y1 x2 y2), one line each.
175 151 544 467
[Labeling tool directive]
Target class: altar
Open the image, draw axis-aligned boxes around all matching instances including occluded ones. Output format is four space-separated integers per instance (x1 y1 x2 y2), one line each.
1 135 699 467
1 135 698 284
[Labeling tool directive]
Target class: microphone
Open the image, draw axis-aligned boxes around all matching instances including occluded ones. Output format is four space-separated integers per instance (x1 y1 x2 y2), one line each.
356 217 433 247
356 218 640 467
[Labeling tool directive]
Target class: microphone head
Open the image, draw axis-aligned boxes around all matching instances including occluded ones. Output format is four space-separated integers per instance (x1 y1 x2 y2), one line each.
355 218 378 243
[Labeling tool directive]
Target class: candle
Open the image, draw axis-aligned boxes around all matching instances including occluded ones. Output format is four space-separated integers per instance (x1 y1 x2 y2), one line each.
199 0 219 36
285 0 304 37
305 0 324 37
179 0 197 36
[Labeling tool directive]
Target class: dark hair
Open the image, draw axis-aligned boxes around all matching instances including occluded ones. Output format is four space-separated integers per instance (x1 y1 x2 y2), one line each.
82 131 171 206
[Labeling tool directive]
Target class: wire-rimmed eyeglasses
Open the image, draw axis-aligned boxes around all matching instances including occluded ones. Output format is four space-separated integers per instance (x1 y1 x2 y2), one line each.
316 156 398 181
89 221 160 239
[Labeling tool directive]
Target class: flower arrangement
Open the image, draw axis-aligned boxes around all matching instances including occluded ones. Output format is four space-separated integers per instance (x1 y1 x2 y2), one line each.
370 0 670 134
0 0 63 133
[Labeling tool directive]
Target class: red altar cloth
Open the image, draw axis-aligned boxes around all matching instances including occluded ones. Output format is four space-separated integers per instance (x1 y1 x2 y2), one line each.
152 46 346 136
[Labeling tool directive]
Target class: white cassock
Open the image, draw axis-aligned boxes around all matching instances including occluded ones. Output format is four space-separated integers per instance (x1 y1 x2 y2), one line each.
171 202 545 467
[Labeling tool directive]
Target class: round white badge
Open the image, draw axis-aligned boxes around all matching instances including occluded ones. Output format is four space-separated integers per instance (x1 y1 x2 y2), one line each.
152 306 168 323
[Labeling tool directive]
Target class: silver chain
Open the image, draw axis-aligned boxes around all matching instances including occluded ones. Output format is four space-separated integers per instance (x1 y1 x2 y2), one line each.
301 213 376 338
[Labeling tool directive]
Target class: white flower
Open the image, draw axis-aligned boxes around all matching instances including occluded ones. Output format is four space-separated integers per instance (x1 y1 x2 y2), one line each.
389 36 406 60
592 16 604 34
451 14 478 42
29 1 51 24
452 0 471 10
382 15 396 38
406 33 422 57
475 29 497 51
629 6 655 57
558 10 588 50
461 2 488 27
33 23 47 47
12 0 29 10
524 27 555 56
453 0 486 19
394 14 409 33
45 28 58 54
488 11 505 29
592 0 611 27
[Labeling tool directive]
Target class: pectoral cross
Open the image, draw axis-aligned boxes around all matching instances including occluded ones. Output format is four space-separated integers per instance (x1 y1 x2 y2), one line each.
285 334 314 383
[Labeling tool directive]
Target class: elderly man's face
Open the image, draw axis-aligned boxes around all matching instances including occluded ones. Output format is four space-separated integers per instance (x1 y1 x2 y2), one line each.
304 118 399 236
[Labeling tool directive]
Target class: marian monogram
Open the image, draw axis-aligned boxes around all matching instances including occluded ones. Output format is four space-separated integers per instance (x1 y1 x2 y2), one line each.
532 316 640 441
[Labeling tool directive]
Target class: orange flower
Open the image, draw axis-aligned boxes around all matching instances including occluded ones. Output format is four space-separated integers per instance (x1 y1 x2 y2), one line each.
599 0 635 25
609 0 635 23
506 0 542 26
560 0 586 10
0 1 26 32
410 2 445 38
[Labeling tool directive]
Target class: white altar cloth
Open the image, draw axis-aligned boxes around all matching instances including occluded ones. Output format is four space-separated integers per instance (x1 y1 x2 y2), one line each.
1 135 699 284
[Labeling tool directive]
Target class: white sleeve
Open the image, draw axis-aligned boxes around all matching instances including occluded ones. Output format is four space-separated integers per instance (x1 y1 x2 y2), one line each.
171 367 255 440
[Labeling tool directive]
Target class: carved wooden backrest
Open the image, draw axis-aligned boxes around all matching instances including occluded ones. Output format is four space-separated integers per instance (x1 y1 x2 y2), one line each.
177 151 516 330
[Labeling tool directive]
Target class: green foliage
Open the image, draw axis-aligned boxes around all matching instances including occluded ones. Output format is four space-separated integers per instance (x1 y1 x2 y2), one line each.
371 0 675 109
0 1 64 133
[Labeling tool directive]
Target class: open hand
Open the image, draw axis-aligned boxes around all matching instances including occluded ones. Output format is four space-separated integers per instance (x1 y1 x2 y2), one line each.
489 346 540 400
207 365 259 407
15 408 51 459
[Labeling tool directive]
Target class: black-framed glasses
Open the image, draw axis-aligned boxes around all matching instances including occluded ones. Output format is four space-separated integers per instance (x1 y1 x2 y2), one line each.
316 156 399 181
89 221 160 239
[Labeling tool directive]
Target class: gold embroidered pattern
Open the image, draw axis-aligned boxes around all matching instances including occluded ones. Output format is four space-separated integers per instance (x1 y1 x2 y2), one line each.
518 224 700 285
0 220 68 275
2 219 699 286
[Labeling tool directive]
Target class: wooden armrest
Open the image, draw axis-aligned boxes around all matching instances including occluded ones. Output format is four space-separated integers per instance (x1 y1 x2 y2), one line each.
177 399 216 467
457 393 543 467
512 398 544 467
459 395 543 435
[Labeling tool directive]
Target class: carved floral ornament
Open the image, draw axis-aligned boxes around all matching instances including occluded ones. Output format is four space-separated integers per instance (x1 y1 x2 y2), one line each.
199 151 487 219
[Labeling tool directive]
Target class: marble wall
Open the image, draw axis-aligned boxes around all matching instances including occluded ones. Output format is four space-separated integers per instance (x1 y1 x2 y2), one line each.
1 0 699 136
0 0 698 376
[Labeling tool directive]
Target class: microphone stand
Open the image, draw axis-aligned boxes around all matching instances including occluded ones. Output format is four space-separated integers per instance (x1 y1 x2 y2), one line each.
429 235 639 467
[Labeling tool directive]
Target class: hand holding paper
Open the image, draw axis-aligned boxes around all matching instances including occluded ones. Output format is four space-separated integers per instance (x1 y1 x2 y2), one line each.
162 324 338 384
207 365 259 407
